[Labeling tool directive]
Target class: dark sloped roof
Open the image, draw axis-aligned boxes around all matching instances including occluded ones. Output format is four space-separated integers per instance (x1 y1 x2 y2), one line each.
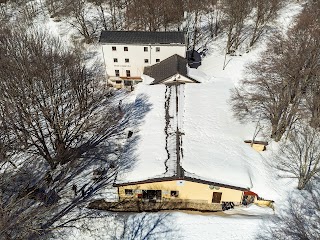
113 176 249 191
99 31 185 45
144 54 200 85
244 140 268 146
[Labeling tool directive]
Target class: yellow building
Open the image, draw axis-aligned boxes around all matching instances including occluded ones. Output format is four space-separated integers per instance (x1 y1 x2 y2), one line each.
114 176 247 207
244 140 268 152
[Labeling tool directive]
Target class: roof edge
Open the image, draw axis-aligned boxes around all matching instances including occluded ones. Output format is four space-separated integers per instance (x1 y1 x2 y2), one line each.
113 176 249 191
146 54 201 85
99 31 186 45
244 140 268 146
149 73 200 85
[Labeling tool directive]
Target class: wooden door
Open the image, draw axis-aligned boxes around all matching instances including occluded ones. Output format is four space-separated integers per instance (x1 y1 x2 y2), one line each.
212 192 222 203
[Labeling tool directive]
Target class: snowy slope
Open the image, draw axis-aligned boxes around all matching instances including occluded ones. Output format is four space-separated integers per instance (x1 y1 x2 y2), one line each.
54 2 303 240
64 206 274 240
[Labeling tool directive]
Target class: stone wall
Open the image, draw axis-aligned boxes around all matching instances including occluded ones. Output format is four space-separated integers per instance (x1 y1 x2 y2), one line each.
88 199 222 212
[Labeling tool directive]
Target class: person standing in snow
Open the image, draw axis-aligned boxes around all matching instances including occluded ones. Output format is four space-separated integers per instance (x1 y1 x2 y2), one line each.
72 184 77 197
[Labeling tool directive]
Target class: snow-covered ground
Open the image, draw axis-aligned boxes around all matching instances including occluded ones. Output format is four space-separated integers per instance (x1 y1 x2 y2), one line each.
115 2 303 203
8 1 303 239
64 205 274 240
170 211 269 240
82 2 302 240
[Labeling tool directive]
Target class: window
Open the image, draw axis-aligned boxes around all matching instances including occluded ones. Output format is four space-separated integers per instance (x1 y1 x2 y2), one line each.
125 58 129 63
113 58 118 63
115 80 122 84
126 70 131 77
115 70 119 77
170 191 179 197
144 47 148 52
156 47 160 52
156 59 160 63
144 59 149 63
125 189 133 196
112 46 116 51
124 46 128 51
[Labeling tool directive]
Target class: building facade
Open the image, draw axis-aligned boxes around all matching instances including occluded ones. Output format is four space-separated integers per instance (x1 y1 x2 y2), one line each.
115 177 246 206
99 31 186 89
114 177 274 212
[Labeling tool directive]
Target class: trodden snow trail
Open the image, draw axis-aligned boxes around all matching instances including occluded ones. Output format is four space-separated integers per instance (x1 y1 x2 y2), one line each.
176 83 185 177
164 85 172 174
163 85 177 175
164 83 186 177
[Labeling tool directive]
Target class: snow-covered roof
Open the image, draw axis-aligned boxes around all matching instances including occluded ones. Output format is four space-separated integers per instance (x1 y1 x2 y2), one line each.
119 81 170 182
116 39 287 201
182 82 264 189
116 72 271 193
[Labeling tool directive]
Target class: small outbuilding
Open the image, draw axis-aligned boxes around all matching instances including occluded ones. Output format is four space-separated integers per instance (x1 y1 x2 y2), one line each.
186 50 202 69
244 140 269 151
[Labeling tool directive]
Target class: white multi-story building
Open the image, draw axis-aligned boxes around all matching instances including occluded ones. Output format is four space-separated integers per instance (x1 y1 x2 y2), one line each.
99 31 186 89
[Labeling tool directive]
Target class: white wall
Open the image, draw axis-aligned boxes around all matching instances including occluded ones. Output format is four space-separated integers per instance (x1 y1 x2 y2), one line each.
162 74 195 84
102 43 186 79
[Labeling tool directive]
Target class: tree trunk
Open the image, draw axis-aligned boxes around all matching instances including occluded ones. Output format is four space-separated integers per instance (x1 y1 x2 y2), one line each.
297 178 306 190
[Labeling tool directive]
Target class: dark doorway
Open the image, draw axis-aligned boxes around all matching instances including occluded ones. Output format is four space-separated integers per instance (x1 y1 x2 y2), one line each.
142 190 162 202
212 192 222 203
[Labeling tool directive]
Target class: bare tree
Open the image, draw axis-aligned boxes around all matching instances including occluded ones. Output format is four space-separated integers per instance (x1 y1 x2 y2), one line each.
0 1 10 24
0 161 56 240
0 24 132 239
0 0 41 24
231 1 320 141
64 0 101 43
50 212 175 240
0 147 128 240
0 127 17 168
45 0 63 17
125 0 184 31
259 181 320 240
274 124 320 190
184 0 213 51
114 213 174 240
203 0 224 38
0 24 152 236
296 1 320 128
249 0 282 47
90 0 128 31
305 79 320 128
0 26 121 170
223 0 252 53
44 0 75 18
230 43 302 141
0 91 150 240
